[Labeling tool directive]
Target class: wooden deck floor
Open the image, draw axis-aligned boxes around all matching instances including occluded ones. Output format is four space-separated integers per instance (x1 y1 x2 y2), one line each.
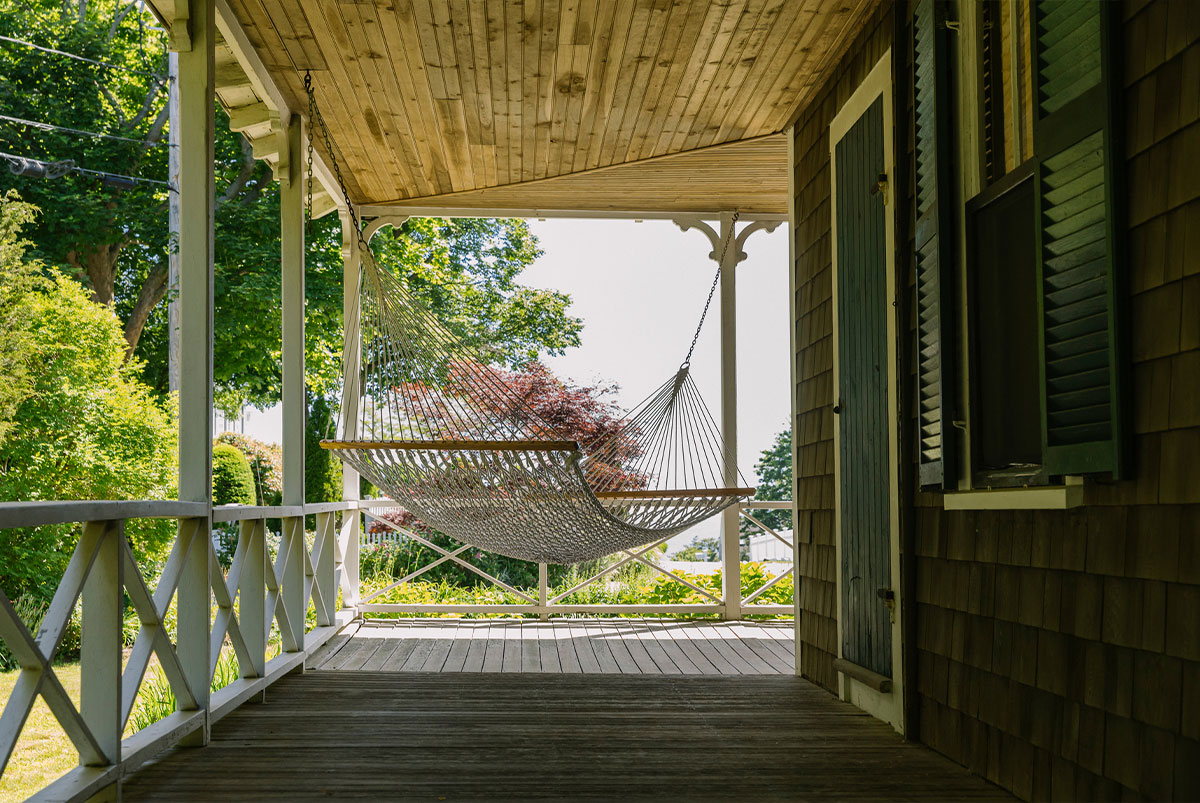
122 670 1010 801
307 618 797 675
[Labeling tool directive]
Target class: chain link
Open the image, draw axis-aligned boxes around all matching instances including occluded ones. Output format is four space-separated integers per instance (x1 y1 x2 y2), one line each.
683 209 739 367
305 71 364 244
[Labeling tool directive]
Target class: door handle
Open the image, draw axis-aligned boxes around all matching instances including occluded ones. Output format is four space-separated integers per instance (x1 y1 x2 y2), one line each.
878 588 896 623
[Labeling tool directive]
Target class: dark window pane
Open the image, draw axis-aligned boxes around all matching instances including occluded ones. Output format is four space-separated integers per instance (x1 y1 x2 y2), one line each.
970 174 1041 472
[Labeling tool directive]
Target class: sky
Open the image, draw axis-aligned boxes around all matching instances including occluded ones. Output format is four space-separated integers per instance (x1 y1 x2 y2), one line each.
234 217 791 553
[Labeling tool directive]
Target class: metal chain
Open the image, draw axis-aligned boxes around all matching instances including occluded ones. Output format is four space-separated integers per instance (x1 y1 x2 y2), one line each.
683 209 739 367
305 71 363 244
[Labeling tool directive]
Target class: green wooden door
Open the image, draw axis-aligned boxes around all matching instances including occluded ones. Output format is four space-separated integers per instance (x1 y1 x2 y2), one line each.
835 95 892 678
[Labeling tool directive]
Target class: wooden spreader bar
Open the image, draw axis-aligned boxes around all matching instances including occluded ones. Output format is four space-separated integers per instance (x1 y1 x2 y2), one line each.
320 439 581 452
593 488 756 500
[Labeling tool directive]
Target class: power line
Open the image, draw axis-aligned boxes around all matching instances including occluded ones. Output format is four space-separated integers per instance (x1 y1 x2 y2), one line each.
0 113 168 147
0 34 168 81
0 150 173 190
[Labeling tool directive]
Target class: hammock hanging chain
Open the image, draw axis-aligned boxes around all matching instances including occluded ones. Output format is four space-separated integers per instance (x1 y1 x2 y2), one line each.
305 71 361 239
682 209 739 367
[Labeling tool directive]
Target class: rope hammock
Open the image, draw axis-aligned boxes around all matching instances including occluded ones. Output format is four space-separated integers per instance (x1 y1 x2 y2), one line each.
309 82 752 564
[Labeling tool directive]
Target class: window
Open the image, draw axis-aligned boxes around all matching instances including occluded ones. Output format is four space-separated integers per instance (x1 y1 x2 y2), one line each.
967 166 1042 486
909 0 1128 493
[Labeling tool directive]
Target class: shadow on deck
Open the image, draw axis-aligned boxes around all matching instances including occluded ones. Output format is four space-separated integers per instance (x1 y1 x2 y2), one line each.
120 621 1010 801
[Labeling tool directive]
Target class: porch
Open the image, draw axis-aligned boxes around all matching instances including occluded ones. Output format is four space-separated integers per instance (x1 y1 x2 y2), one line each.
307 619 797 675
120 670 1009 802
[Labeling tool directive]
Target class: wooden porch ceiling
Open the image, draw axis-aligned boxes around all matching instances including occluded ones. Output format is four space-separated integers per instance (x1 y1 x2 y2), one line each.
203 0 878 215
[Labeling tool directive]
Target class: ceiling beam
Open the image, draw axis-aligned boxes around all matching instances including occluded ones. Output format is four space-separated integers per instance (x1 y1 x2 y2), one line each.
212 0 342 214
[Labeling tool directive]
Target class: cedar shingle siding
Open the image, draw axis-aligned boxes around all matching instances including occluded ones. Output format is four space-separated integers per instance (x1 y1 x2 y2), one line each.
790 1 1199 799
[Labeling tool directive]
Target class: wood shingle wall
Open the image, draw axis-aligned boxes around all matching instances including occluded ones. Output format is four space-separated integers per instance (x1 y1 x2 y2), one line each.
791 0 1198 799
912 2 1199 799
791 2 895 693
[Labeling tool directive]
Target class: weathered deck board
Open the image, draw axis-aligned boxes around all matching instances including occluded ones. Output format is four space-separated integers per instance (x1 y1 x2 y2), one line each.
122 672 1011 801
309 619 797 675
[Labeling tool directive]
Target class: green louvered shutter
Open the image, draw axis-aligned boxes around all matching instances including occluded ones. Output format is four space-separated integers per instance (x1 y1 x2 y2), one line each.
912 0 955 488
1031 0 1126 477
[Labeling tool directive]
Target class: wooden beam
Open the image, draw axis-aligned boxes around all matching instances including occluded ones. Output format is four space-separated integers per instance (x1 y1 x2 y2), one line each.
593 488 756 500
320 439 581 452
281 113 305 507
227 101 270 132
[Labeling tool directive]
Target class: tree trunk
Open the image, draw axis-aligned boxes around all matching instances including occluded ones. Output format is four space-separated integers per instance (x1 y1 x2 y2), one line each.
123 264 169 358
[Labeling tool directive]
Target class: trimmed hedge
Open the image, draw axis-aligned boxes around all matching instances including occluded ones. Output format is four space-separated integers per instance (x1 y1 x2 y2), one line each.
212 443 256 505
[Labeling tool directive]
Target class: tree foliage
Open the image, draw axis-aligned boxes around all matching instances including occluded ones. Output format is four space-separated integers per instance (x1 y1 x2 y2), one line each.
0 227 177 601
741 426 793 537
372 218 580 369
0 190 49 445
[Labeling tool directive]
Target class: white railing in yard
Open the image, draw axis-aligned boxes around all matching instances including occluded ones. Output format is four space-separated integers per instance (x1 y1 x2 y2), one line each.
0 499 362 803
357 500 796 619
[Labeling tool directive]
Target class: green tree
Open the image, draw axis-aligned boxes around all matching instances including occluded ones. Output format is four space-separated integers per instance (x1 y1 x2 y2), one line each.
212 443 256 506
1 1 583 417
0 190 49 444
741 426 793 538
671 535 721 561
0 0 173 357
0 233 177 601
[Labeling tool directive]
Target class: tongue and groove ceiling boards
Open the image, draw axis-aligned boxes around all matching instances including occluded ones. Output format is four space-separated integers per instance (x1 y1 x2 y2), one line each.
181 0 882 214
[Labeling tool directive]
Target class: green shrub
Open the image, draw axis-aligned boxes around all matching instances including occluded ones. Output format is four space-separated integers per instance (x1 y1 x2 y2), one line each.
212 443 256 506
216 432 281 505
0 253 177 604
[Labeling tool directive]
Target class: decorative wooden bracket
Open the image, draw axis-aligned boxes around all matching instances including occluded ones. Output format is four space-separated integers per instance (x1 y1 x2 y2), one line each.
673 214 782 268
168 0 191 52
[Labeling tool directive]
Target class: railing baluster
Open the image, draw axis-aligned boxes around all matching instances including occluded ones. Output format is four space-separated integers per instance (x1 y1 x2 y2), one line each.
279 516 305 653
538 564 549 620
339 510 360 611
176 516 211 746
79 520 122 767
313 512 336 626
241 519 266 678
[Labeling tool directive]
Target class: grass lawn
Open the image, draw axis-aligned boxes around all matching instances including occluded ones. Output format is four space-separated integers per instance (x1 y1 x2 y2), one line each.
0 663 79 803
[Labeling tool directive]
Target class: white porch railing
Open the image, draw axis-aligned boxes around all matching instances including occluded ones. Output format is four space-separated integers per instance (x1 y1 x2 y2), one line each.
357 500 795 619
0 497 794 800
0 499 361 802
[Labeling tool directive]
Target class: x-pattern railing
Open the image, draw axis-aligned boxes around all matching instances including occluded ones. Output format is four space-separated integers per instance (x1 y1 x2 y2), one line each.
738 502 795 608
358 501 793 617
0 499 363 802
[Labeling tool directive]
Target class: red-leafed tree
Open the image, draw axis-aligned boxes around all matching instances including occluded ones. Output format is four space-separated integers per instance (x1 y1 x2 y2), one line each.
389 359 647 491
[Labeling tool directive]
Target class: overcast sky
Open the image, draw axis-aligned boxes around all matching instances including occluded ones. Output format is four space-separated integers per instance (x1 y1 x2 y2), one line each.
236 217 791 553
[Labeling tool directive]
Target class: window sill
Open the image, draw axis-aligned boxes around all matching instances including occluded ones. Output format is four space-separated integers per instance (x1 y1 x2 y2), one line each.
942 483 1083 510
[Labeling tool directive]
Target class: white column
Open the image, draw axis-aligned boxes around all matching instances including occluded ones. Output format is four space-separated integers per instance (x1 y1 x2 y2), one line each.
280 114 305 506
717 212 742 621
167 52 181 395
279 114 307 653
339 212 361 612
173 0 215 747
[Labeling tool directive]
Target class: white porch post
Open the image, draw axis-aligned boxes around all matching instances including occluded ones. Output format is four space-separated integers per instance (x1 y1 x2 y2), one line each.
279 113 307 651
340 212 361 611
674 213 782 620
717 212 742 621
173 0 215 746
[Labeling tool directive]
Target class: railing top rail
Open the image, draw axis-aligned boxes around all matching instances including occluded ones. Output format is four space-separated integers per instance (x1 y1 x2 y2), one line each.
738 500 794 510
213 504 306 522
0 500 208 530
